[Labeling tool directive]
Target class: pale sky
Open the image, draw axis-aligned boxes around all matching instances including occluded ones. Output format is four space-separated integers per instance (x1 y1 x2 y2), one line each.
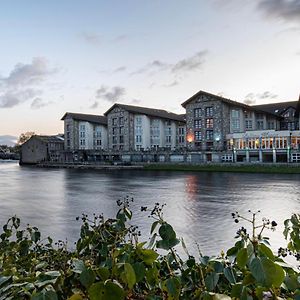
0 0 300 144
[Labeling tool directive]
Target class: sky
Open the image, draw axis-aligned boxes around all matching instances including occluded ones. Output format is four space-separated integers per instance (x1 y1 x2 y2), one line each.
0 0 300 144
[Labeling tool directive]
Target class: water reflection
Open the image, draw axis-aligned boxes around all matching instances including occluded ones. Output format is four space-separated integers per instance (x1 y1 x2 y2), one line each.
0 162 300 256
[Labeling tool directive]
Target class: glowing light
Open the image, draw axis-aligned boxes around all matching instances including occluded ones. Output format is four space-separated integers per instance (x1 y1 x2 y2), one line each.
186 130 194 143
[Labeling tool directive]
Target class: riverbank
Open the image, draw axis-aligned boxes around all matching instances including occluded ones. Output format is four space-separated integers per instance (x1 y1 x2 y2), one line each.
144 163 300 174
31 162 300 174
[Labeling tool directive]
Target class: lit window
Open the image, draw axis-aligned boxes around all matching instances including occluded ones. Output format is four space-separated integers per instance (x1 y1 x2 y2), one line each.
206 118 213 129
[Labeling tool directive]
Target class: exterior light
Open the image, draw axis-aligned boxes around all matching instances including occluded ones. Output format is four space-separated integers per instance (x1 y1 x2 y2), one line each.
186 130 194 143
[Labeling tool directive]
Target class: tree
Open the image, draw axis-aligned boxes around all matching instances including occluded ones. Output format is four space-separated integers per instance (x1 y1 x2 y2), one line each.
17 131 35 145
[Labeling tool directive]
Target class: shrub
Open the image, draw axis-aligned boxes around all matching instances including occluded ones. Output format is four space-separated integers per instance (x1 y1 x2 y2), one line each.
1 199 300 299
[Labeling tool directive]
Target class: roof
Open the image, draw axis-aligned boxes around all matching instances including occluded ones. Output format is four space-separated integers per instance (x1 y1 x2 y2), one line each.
23 135 64 145
181 90 287 118
61 112 107 125
252 101 299 116
104 103 185 122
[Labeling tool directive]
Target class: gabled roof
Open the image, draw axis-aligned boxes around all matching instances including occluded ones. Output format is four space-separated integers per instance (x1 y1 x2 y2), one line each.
104 103 185 122
24 135 64 145
181 90 252 109
61 112 107 125
181 90 283 118
252 101 299 116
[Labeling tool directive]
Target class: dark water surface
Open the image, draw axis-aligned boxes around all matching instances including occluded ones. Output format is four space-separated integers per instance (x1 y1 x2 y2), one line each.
0 161 300 256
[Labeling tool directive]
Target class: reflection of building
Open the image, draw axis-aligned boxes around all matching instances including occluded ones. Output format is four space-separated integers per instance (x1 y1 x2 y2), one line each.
182 90 300 163
20 135 64 164
104 103 186 151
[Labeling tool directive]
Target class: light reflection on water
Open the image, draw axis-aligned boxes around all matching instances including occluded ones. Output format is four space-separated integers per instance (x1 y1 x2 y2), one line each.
0 162 300 256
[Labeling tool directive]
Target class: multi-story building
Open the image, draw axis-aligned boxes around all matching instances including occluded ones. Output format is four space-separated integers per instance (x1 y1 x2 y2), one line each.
104 103 186 151
61 113 108 151
182 90 300 163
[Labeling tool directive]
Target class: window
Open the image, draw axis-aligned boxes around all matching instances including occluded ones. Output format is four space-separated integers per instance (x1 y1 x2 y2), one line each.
80 131 85 138
194 108 201 118
206 130 213 140
245 120 252 130
205 107 213 117
66 124 70 131
194 119 201 129
112 127 117 135
244 112 251 119
80 124 85 131
112 136 117 144
80 139 85 146
166 127 171 135
257 120 264 130
136 135 142 143
232 119 240 131
119 117 124 125
120 127 124 135
136 116 142 124
178 127 185 135
194 131 202 141
206 118 213 129
67 132 70 138
166 136 171 143
179 136 185 143
67 140 70 147
112 118 117 126
268 121 275 130
96 140 101 146
119 136 124 144
231 110 240 118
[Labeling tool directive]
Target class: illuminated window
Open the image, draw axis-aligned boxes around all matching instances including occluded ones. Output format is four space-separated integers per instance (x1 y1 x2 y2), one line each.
206 118 213 129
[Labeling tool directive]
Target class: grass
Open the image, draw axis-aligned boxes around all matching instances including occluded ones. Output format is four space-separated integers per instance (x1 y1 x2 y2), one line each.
143 163 300 174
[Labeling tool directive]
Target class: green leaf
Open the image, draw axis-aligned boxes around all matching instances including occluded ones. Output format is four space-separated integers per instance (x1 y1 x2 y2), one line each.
124 208 132 220
236 248 248 269
258 244 274 261
132 262 145 283
159 223 176 241
89 281 124 300
205 273 219 292
223 267 236 284
80 268 95 289
72 259 86 274
32 290 58 300
249 257 285 287
96 267 110 281
140 249 159 265
124 263 136 289
163 277 181 298
151 221 159 234
156 238 180 250
31 230 41 243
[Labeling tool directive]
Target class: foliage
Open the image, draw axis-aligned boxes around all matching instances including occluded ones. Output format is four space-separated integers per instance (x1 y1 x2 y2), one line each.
17 132 35 146
1 200 300 299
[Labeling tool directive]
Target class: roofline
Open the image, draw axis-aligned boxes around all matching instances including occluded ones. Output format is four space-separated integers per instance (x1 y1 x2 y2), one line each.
181 90 282 118
104 103 185 121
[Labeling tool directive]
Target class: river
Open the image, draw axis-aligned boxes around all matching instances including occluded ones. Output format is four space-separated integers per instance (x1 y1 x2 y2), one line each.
0 161 300 256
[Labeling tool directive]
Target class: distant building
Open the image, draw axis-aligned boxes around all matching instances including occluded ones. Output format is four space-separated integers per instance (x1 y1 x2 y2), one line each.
104 103 186 151
20 135 64 164
61 112 108 151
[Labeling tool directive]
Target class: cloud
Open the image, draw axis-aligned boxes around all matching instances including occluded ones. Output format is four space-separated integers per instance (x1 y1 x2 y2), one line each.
0 135 17 146
0 89 42 108
172 51 208 73
0 57 54 87
131 51 208 76
31 97 53 109
257 0 300 23
113 66 127 73
0 57 57 109
112 34 129 42
244 91 278 104
163 80 179 88
80 32 102 45
129 98 141 105
95 85 126 102
89 101 99 109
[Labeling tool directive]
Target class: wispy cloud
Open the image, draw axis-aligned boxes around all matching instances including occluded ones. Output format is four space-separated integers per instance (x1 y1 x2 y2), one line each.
131 51 208 76
31 97 53 109
113 66 127 73
257 0 300 23
163 80 179 88
0 57 58 108
95 85 126 102
172 51 208 73
89 101 99 109
79 32 102 45
244 91 278 104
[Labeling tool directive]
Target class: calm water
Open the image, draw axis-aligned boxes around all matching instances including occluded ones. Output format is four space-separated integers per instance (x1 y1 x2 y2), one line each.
0 161 300 256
